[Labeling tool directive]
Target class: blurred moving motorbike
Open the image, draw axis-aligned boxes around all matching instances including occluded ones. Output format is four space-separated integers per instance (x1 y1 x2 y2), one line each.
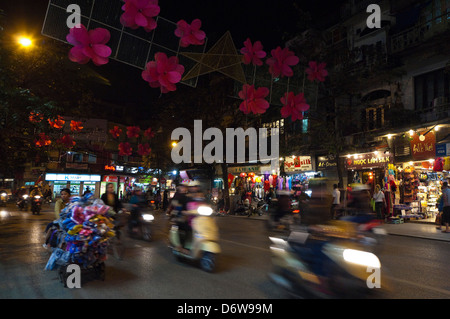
169 205 220 272
269 220 388 299
31 195 42 215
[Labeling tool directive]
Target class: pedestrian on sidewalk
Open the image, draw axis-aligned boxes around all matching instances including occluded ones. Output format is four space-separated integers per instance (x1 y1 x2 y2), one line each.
331 184 340 219
441 182 450 233
373 184 386 220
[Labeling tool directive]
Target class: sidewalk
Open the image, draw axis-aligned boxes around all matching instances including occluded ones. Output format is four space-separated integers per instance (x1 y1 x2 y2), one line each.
228 213 450 242
382 222 450 242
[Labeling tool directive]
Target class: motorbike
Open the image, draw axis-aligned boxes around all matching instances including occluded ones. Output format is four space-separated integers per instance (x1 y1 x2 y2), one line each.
268 220 388 299
233 198 251 216
0 191 7 207
248 197 268 217
169 205 221 272
17 194 29 211
31 195 42 215
127 208 154 241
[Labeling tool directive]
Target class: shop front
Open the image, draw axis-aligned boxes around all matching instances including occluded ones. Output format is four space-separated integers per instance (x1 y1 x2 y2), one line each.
228 164 267 198
282 156 317 193
391 132 450 222
45 173 101 197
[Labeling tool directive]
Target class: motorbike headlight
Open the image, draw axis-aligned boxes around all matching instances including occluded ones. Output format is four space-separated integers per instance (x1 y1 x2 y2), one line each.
1 193 6 197
343 249 381 269
23 195 29 199
142 214 154 221
34 195 41 199
198 206 213 216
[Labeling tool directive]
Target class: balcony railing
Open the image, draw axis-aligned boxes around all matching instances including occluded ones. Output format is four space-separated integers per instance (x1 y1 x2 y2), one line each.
391 12 450 53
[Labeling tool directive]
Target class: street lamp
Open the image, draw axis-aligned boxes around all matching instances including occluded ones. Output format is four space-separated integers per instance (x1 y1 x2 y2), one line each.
17 36 33 48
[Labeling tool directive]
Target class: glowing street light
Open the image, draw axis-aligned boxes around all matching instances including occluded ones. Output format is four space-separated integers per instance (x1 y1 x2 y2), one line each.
18 36 33 48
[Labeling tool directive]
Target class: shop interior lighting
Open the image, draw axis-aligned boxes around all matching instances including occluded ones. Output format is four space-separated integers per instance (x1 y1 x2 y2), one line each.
409 129 415 136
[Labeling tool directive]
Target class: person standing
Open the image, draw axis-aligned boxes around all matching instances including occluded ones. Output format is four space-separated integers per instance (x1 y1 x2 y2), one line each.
101 183 122 214
331 184 340 219
441 182 450 233
54 188 71 219
373 184 386 220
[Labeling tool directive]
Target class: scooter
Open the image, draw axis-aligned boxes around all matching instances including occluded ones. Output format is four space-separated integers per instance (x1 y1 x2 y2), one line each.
268 220 387 299
17 194 29 211
127 209 154 241
31 195 42 215
169 205 221 272
248 198 267 217
0 191 7 207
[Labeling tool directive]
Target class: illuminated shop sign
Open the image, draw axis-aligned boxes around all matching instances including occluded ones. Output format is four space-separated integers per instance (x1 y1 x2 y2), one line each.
45 173 101 182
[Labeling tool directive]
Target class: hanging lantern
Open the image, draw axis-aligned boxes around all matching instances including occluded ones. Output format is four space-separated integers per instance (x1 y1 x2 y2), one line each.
248 172 255 178
240 172 247 178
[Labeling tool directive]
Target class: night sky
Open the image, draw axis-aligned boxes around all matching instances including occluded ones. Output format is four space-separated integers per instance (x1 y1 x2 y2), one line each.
1 0 344 106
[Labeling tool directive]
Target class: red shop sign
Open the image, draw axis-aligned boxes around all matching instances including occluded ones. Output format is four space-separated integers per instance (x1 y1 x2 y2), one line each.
411 131 435 160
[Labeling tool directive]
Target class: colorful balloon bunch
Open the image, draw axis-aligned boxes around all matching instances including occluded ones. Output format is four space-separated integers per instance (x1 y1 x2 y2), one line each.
45 193 116 270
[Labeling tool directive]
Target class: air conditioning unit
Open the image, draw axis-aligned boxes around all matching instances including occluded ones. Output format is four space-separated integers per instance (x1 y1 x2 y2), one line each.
433 97 448 107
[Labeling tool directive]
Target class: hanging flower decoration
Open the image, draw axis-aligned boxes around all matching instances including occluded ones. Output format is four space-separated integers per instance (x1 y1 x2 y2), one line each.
138 143 151 156
305 61 328 82
126 126 141 138
280 92 310 121
109 126 122 139
29 112 43 123
57 134 76 149
70 120 84 132
120 0 160 32
238 84 270 115
35 133 52 147
118 142 133 156
144 127 155 139
174 19 206 47
48 116 65 129
240 38 266 66
141 52 185 93
266 46 299 78
66 24 112 66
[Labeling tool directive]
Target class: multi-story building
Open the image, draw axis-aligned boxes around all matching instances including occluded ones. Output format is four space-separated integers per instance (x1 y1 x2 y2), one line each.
276 0 450 206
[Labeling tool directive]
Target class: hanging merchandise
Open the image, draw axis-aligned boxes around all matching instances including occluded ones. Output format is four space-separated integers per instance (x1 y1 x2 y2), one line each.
44 193 116 275
433 157 444 172
444 157 450 171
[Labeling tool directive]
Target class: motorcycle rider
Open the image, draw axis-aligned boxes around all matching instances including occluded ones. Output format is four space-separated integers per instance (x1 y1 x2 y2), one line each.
273 190 292 222
171 181 205 253
29 186 43 213
128 188 146 235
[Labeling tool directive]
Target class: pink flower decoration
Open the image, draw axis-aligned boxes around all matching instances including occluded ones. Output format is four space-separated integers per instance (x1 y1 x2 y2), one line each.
109 126 122 139
126 126 141 138
305 61 328 82
280 92 310 121
266 46 299 78
240 38 266 66
138 143 151 156
142 52 185 93
66 24 112 66
174 19 206 47
120 0 160 32
118 142 133 156
57 134 76 149
144 127 155 139
238 84 270 115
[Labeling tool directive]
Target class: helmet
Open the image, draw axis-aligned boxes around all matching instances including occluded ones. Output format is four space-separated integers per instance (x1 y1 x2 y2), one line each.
277 190 291 196
351 183 370 191
188 180 201 187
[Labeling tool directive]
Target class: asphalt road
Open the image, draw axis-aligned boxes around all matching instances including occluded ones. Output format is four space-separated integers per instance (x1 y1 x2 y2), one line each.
1 203 449 300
